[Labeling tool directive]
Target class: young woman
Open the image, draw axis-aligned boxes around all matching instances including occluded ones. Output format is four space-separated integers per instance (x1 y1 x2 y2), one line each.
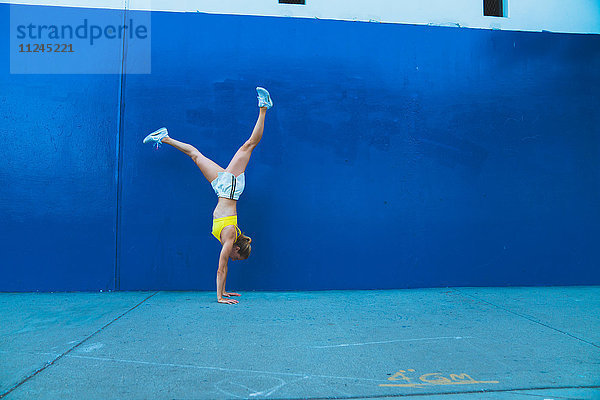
143 87 273 305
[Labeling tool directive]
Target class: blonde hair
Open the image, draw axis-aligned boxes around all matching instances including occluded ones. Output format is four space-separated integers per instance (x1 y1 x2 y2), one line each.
234 234 252 259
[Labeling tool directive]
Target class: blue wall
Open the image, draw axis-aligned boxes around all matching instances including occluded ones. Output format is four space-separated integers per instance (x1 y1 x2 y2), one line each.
1 4 599 291
0 4 121 291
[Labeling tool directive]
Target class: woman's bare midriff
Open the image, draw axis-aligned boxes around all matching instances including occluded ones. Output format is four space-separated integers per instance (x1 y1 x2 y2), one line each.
213 197 237 219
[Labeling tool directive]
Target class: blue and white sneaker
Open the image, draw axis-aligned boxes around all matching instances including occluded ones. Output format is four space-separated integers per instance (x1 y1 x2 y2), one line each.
143 127 169 149
256 87 273 109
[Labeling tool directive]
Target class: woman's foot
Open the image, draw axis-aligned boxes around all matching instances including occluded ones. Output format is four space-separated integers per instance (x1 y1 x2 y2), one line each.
256 87 273 109
143 127 169 149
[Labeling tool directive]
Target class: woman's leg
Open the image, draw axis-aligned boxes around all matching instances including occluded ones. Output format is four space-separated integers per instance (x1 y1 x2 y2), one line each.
225 108 267 176
162 137 224 182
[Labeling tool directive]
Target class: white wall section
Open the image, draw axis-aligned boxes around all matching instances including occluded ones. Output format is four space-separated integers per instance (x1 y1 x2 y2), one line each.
4 0 600 34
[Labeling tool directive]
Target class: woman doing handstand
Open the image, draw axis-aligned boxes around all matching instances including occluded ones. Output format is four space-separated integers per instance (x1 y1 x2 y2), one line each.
142 87 273 305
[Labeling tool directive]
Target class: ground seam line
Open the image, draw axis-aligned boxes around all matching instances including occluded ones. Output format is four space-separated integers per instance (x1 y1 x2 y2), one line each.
450 288 600 349
263 384 600 400
0 291 159 399
504 390 583 399
55 354 389 383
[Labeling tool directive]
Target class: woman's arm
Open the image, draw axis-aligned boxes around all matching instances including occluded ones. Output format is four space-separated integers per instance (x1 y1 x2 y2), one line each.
216 240 238 304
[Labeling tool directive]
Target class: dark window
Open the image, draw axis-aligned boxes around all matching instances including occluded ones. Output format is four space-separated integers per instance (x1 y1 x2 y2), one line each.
484 0 503 17
279 0 305 4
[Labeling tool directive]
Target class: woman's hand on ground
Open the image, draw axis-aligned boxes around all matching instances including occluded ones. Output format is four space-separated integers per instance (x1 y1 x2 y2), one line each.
223 292 241 297
218 298 239 304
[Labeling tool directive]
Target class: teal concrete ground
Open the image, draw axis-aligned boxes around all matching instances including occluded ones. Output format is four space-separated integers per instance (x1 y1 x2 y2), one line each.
1 287 598 400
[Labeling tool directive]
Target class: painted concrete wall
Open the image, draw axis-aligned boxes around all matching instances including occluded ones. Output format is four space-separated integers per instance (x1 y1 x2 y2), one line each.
0 4 122 290
4 0 600 34
1 4 599 291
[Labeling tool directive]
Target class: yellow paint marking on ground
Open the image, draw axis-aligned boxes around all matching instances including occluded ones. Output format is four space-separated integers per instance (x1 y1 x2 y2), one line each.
380 380 499 387
380 370 499 388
